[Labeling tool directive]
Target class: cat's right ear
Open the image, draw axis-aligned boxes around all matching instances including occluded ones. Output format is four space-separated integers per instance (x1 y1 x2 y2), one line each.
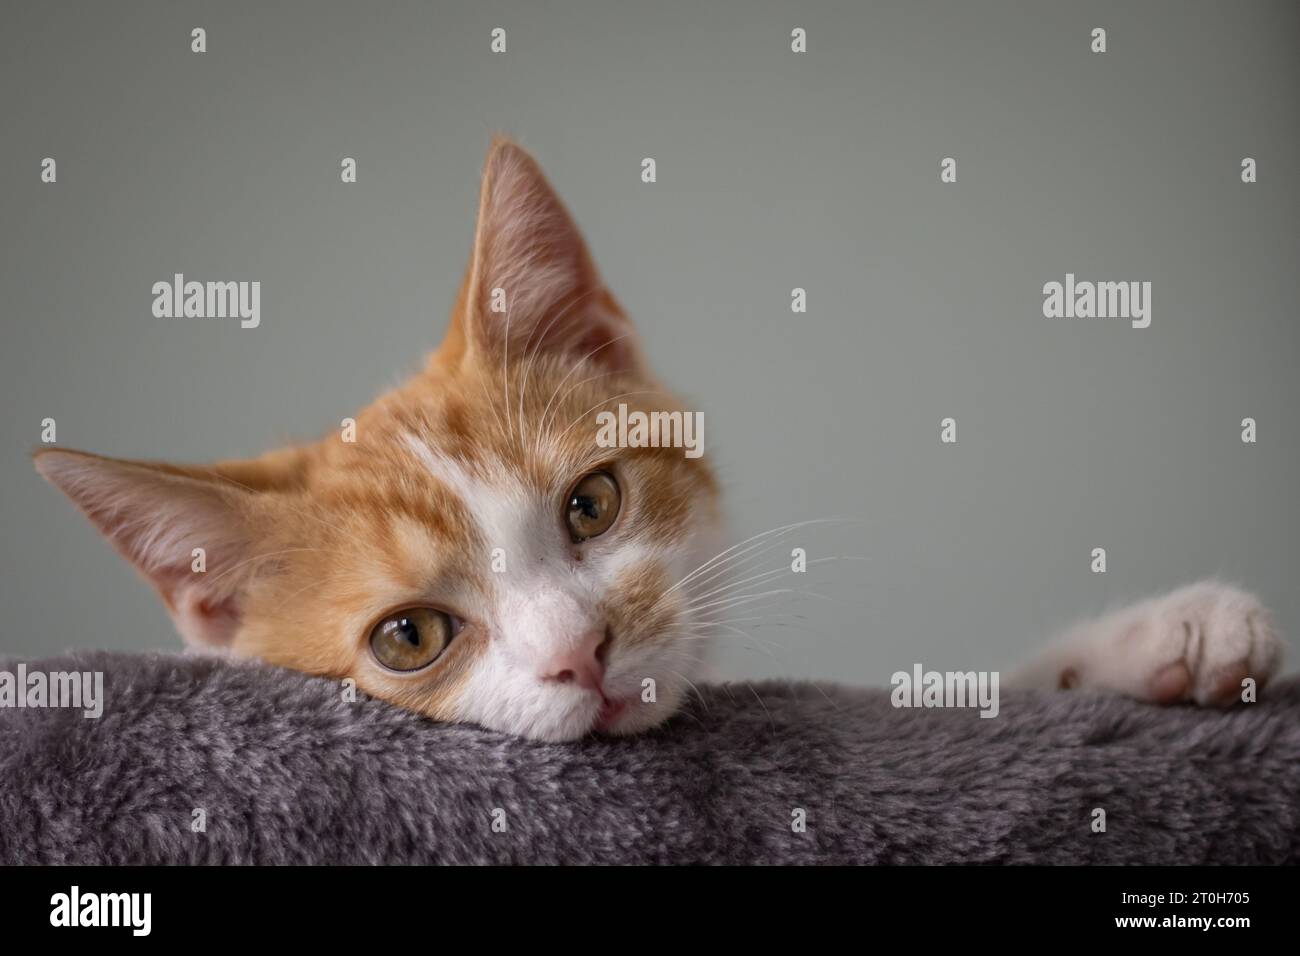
33 448 301 649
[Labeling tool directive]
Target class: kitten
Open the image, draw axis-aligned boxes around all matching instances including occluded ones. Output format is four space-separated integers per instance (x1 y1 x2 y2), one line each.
34 139 1284 741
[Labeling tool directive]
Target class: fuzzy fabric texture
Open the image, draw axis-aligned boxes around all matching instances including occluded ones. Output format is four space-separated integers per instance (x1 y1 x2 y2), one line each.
1 650 1298 864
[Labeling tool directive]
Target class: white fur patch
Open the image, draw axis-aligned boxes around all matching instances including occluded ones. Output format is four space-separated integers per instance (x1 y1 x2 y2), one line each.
399 430 723 740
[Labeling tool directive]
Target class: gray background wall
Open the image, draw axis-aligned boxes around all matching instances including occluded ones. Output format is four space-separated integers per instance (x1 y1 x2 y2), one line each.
3 0 1297 683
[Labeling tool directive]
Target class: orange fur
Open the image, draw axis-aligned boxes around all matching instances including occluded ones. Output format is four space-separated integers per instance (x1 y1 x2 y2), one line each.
35 139 723 741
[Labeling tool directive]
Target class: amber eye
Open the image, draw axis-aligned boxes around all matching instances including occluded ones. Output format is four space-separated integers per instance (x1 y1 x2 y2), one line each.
565 471 621 541
369 608 454 672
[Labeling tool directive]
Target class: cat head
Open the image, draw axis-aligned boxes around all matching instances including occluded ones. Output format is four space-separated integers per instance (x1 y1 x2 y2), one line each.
35 139 724 741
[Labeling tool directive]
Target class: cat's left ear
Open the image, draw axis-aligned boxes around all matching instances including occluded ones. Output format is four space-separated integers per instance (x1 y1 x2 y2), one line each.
449 138 646 375
33 447 307 649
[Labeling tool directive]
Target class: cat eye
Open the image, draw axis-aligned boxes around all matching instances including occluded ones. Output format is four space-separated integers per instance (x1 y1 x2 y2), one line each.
369 607 455 672
565 471 621 541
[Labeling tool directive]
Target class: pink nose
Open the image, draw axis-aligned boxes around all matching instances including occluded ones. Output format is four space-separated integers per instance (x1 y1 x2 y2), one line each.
540 630 607 692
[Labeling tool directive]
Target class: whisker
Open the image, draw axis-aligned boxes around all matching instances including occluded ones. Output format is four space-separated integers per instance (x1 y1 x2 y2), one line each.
535 368 624 454
705 622 786 654
551 387 674 447
663 518 862 600
683 587 843 617
684 555 850 608
664 667 710 716
516 288 605 455
674 539 794 601
657 627 787 664
533 332 639 458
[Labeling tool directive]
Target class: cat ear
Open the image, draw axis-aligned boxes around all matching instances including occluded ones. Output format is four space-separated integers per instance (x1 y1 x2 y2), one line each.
33 448 302 649
451 138 644 374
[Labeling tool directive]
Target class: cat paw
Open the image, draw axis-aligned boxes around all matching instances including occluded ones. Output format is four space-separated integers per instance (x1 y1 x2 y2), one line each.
1112 582 1284 706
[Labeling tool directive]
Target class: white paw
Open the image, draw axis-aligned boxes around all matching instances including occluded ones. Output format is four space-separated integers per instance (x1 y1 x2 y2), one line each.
1082 582 1285 706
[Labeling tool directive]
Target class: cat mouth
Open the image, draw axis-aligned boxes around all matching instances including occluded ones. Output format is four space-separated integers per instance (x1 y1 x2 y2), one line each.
594 695 628 733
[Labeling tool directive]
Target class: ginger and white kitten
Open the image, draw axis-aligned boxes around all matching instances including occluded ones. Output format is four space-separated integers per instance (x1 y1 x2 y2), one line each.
35 140 1283 741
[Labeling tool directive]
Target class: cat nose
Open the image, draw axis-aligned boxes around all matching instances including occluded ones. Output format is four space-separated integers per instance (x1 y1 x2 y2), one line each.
541 629 608 692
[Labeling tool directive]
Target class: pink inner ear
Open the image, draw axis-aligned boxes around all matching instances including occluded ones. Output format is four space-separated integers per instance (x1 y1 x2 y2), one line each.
467 142 643 376
169 588 242 649
33 450 261 651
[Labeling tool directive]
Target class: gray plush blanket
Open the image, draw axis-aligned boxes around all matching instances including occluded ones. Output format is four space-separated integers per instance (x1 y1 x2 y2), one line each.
1 651 1297 865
